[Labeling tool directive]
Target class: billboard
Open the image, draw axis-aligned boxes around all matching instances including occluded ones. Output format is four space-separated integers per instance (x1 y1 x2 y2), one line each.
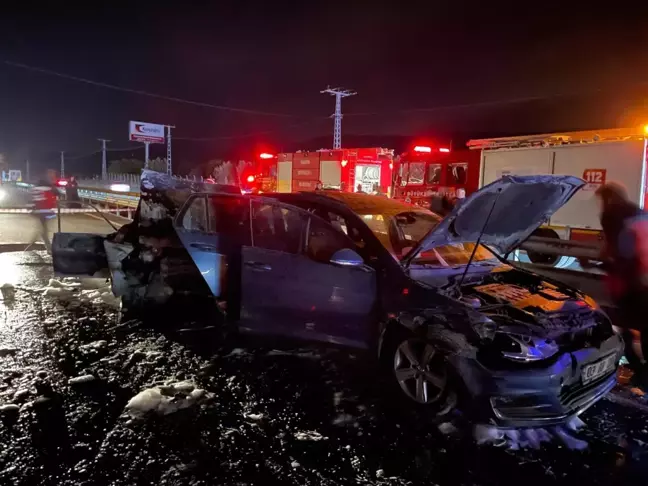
129 121 165 143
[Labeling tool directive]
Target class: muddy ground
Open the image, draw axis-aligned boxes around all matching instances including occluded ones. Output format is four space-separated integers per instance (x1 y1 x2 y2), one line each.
1 251 648 486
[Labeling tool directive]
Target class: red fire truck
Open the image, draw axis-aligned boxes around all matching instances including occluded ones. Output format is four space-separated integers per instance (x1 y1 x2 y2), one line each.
391 144 482 208
241 148 395 195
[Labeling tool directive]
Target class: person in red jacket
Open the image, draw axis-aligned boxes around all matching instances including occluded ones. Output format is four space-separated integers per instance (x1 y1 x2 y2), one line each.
28 172 58 253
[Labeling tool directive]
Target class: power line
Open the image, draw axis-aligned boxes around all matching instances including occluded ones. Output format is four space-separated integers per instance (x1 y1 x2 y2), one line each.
3 60 305 118
174 119 326 141
343 82 648 117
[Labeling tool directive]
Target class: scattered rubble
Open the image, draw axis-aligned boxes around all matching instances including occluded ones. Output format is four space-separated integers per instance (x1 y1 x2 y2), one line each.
125 381 211 418
68 374 97 386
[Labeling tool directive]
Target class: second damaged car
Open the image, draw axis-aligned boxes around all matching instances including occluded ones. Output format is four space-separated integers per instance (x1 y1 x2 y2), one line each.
52 171 623 427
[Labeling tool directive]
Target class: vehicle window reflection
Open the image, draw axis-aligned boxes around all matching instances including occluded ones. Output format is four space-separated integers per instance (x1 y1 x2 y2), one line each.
182 196 208 232
448 163 467 185
307 217 355 263
407 162 425 185
251 202 305 253
428 164 442 184
208 195 251 244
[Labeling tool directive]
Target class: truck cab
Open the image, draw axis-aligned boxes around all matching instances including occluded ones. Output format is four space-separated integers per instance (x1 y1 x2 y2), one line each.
391 144 481 208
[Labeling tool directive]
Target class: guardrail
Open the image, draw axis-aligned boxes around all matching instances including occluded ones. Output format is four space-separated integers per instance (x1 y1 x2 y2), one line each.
519 236 603 260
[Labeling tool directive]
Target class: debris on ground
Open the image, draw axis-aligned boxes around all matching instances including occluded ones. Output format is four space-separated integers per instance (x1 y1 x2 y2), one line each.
125 381 211 418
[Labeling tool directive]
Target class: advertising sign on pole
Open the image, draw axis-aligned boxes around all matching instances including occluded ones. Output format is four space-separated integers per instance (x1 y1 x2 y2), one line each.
129 121 165 144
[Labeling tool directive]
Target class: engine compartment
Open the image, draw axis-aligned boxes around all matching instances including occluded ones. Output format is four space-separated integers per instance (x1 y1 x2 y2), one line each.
439 267 615 366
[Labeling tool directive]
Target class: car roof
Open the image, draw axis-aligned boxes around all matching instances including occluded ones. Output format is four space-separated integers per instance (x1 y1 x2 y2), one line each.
270 191 437 217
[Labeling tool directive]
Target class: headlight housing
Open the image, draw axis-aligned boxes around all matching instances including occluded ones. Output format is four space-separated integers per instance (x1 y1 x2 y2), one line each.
492 332 559 362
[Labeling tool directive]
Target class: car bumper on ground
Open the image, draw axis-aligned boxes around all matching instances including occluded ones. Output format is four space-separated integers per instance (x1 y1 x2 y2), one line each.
454 332 624 428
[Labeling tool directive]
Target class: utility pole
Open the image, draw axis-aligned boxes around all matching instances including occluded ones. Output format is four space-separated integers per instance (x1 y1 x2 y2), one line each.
166 125 175 175
320 86 356 149
144 142 150 169
25 159 30 182
60 151 65 178
98 138 110 180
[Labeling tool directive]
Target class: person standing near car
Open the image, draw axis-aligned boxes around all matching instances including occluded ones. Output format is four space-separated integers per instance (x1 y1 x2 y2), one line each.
594 182 648 389
66 175 80 207
28 171 58 253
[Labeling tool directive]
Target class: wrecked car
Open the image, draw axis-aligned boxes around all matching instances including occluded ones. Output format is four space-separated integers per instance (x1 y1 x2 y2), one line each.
52 170 623 427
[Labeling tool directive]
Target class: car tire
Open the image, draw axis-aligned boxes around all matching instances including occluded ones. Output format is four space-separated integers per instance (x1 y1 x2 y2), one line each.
381 328 458 418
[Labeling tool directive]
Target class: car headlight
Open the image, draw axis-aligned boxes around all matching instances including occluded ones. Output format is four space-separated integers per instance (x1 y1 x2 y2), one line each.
493 332 559 362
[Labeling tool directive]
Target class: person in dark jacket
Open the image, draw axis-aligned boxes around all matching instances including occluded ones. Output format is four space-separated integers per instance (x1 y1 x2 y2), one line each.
65 176 80 207
595 182 648 388
430 193 455 216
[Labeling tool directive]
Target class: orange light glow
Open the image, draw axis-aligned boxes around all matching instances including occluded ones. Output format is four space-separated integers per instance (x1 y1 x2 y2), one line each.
341 159 348 167
389 162 394 170
413 146 432 153
246 175 255 183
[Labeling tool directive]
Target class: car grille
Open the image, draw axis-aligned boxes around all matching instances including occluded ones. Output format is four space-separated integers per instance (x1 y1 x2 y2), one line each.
559 371 615 410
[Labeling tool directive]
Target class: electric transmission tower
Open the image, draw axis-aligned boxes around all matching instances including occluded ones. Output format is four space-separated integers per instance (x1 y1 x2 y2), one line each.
320 87 356 149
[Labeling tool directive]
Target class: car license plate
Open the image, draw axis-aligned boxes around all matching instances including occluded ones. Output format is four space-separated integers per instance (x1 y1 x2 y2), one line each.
581 354 616 385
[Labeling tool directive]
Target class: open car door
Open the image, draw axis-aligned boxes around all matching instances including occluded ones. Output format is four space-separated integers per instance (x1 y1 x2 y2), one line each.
173 193 250 297
52 233 110 278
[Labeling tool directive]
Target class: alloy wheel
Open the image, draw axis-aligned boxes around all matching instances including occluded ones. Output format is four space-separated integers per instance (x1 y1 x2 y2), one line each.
393 338 447 405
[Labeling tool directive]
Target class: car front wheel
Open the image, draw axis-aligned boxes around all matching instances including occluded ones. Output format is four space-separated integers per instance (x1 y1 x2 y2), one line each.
386 333 458 416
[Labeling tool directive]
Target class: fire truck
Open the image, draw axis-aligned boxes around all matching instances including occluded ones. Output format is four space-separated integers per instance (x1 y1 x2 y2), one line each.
467 127 648 266
241 148 395 195
391 144 482 208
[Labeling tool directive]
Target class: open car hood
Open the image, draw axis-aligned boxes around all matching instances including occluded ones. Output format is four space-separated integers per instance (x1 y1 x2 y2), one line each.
402 175 585 265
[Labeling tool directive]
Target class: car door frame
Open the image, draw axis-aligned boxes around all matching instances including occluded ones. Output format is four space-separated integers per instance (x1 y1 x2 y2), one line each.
173 191 251 298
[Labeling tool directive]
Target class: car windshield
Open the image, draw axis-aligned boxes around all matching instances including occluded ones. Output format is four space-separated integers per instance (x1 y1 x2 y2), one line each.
315 192 498 266
359 210 497 265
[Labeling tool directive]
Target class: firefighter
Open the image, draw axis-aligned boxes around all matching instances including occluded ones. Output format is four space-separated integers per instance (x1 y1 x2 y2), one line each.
594 182 648 389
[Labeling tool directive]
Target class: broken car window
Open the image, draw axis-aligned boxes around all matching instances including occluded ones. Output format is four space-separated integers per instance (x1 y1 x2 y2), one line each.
182 196 208 232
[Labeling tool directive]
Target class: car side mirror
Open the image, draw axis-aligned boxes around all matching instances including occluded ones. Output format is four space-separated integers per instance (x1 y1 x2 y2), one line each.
330 248 364 267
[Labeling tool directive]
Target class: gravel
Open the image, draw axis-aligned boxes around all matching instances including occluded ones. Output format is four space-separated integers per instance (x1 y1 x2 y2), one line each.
0 261 648 484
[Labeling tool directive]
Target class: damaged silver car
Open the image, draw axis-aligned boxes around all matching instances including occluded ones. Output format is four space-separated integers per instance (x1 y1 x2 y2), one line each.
52 171 623 427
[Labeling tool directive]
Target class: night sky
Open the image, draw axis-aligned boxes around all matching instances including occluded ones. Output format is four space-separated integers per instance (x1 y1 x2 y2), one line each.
2 2 648 176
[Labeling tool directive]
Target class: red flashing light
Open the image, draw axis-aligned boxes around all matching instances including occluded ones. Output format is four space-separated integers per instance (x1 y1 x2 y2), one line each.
246 175 255 183
259 153 274 159
341 159 348 167
57 179 68 186
413 146 432 153
402 288 410 295
439 148 450 153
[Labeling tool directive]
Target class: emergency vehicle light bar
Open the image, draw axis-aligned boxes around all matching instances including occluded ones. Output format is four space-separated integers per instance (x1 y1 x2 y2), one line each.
413 146 432 153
